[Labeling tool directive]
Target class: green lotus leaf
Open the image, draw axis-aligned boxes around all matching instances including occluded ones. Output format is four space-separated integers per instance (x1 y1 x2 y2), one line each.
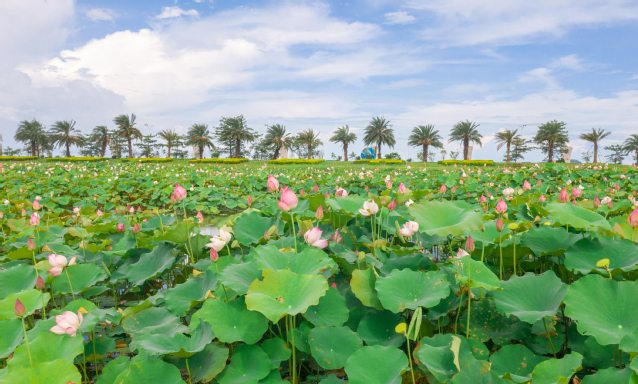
582 335 629 370
219 260 263 295
253 245 335 275
245 269 328 322
325 197 369 215
545 203 611 230
0 319 23 359
451 359 510 384
319 374 344 384
379 253 433 274
52 263 106 294
2 359 81 384
134 317 212 358
217 344 272 384
96 356 132 384
234 211 279 246
530 353 583 384
344 345 408 384
564 237 638 274
153 222 190 244
350 267 384 310
460 299 530 345
124 241 177 286
180 342 229 383
259 369 284 384
468 219 511 245
113 359 184 384
285 320 313 354
122 306 188 336
452 256 501 291
0 289 50 320
190 296 268 344
0 263 37 300
261 337 291 370
82 337 116 362
564 274 638 345
375 269 450 312
308 326 364 369
490 344 548 383
164 268 218 316
489 271 567 324
414 334 474 382
356 310 404 347
8 332 83 372
581 367 633 384
519 226 581 257
304 287 349 327
409 200 483 237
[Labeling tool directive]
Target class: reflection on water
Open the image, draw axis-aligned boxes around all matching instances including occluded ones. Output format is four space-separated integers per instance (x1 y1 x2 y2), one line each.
199 225 219 237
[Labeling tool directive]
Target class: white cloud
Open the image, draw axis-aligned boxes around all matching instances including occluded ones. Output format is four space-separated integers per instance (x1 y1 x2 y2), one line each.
156 6 199 19
380 78 428 89
630 74 638 80
86 8 116 22
549 54 584 71
405 0 638 45
384 11 416 25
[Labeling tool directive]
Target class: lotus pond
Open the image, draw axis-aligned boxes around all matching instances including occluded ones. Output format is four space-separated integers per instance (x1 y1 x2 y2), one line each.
1 160 638 384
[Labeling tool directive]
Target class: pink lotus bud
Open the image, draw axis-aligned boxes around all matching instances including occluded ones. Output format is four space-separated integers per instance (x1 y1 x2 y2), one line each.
572 188 582 198
465 235 475 253
27 238 36 251
615 184 620 191
330 230 342 243
210 248 219 263
196 211 204 222
267 175 279 192
300 189 306 197
398 183 407 193
331 282 337 288
264 230 270 240
36 276 45 290
386 181 392 189
173 184 187 201
14 299 26 317
313 183 319 193
137 206 142 212
451 186 457 193
33 199 41 210
537 179 542 186
495 199 508 215
97 210 103 217
496 218 504 232
539 195 546 203
106 244 112 251
479 195 487 204
522 180 531 191
22 208 26 216
315 206 324 220
365 186 369 192
247 196 253 206
629 208 638 228
29 212 40 227
277 187 298 211
572 199 577 205
132 223 140 234
558 188 569 203
116 223 125 232
593 196 601 209
388 200 396 211
324 192 330 199
170 193 177 204
440 184 447 194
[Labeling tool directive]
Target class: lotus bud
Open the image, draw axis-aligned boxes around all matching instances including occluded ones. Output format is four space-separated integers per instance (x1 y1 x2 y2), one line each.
36 276 45 290
629 208 638 228
537 179 542 186
572 188 582 198
494 199 508 214
386 181 392 189
210 248 219 263
116 223 125 232
451 186 457 193
196 211 204 223
496 218 504 232
440 184 447 194
388 200 396 211
522 180 531 191
365 186 369 192
313 183 319 193
173 184 187 201
539 194 546 203
479 195 487 204
264 230 270 240
324 192 330 198
14 299 26 317
22 208 26 216
170 193 177 204
267 175 279 192
300 189 306 197
132 223 140 234
27 238 36 251
465 235 475 253
247 196 253 206
315 206 324 220
97 209 103 217
277 187 298 211
29 212 40 227
33 199 41 210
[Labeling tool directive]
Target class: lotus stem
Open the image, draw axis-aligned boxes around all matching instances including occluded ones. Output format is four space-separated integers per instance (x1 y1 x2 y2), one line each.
543 317 557 359
185 358 192 384
405 334 416 384
291 212 298 254
21 318 33 369
65 268 76 301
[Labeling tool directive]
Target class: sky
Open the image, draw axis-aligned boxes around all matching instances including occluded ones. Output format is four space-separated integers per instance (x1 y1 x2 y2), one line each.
1 0 638 162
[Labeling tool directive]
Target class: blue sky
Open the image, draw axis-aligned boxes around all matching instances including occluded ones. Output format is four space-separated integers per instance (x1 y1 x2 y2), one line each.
2 0 638 161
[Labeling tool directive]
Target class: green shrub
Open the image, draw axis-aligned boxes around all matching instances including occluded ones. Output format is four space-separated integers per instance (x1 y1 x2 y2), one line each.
437 160 494 166
189 158 249 164
45 157 108 162
121 158 174 163
354 159 405 164
267 159 325 165
0 156 39 161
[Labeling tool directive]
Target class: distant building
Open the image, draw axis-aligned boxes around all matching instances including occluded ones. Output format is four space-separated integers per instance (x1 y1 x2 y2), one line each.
562 147 573 163
467 146 473 160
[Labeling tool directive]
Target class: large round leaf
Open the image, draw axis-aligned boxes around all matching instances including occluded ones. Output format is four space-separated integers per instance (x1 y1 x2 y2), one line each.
564 274 638 345
460 299 530 345
564 237 638 275
350 267 384 310
344 345 408 384
122 306 188 336
7 332 83 372
304 287 349 327
519 226 581 257
164 268 218 316
261 337 291 370
308 326 363 369
52 263 105 294
216 344 272 384
190 296 268 344
490 344 548 383
0 289 50 320
233 211 279 246
133 318 213 358
0 319 23 359
219 260 263 296
356 310 404 347
245 269 328 322
253 246 335 275
489 271 567 324
415 334 476 383
2 359 81 384
530 353 583 384
184 342 229 383
581 367 633 384
452 256 501 291
545 203 611 230
123 241 177 286
113 359 184 384
0 263 37 300
408 200 483 237
375 269 450 312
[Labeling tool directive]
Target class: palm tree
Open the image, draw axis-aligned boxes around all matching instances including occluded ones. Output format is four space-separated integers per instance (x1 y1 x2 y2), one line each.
186 124 215 159
408 124 443 162
364 117 395 159
330 125 357 161
263 124 292 159
296 129 323 159
623 134 638 164
216 116 257 158
494 129 520 163
449 120 482 160
113 114 142 158
533 120 569 163
15 119 48 156
579 128 610 163
158 129 179 158
91 126 110 157
50 120 86 157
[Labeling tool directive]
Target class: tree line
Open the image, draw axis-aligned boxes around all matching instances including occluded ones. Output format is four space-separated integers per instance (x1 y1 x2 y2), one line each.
10 114 638 163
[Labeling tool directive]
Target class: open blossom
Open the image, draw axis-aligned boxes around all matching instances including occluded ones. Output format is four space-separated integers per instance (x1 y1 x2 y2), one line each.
277 187 298 211
173 184 187 201
331 230 342 243
405 199 414 207
48 254 76 276
601 196 612 205
267 175 279 192
495 199 508 215
455 248 469 258
304 227 329 249
503 187 515 197
50 311 83 337
206 237 227 252
116 223 125 232
359 201 379 216
399 221 419 237
335 187 348 197
29 212 40 227
219 228 232 243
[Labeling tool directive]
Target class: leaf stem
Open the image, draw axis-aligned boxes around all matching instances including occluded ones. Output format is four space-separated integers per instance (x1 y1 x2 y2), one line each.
21 317 33 369
65 268 76 301
543 317 557 359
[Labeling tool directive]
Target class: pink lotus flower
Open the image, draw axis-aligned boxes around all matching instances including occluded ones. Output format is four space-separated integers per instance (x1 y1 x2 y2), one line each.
388 200 396 211
572 188 582 198
537 179 542 186
173 184 187 201
196 211 204 222
206 237 226 252
479 195 487 204
97 210 103 217
32 199 41 210
27 238 36 251
465 236 475 253
522 180 531 191
496 218 504 232
331 283 337 288
313 183 319 193
399 221 419 237
277 187 298 211
267 175 279 192
593 196 601 209
300 189 306 197
304 227 329 249
386 181 392 189
50 311 83 337
398 183 407 193
315 206 324 220
116 223 125 232
451 186 457 193
455 248 469 258
558 188 569 203
132 223 140 234
494 199 508 215
14 299 26 317
324 192 330 198
539 195 546 203
36 276 45 290
247 196 253 206
440 185 447 194
48 254 76 276
170 194 177 204
29 212 40 227
335 187 348 197
210 248 219 263
359 201 379 217
331 230 342 243
629 208 638 227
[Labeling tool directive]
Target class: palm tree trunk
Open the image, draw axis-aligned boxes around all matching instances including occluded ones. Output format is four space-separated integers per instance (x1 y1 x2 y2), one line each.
423 144 427 162
308 144 312 159
100 141 107 157
273 147 280 160
344 143 348 162
548 142 554 163
506 143 511 163
32 141 36 156
199 145 204 159
127 137 133 158
464 138 469 160
235 138 241 158
66 142 70 157
593 143 598 164
168 143 171 158
378 143 382 159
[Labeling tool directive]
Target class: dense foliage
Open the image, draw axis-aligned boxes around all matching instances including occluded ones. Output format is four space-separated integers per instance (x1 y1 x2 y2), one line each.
1 159 638 383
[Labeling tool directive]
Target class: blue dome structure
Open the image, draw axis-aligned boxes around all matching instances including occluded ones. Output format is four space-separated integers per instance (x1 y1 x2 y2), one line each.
361 147 375 160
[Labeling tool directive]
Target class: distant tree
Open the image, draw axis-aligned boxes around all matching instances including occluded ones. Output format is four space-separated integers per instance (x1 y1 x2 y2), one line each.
384 152 401 160
440 149 447 160
249 134 271 160
263 124 292 159
581 150 592 164
330 125 357 162
604 144 626 164
187 124 215 159
579 128 610 163
216 116 256 158
50 120 86 157
91 126 110 157
15 119 48 156
408 124 443 162
296 129 323 159
509 137 533 163
364 117 395 159
494 129 520 163
158 130 179 158
349 151 357 160
136 134 159 158
113 114 141 158
428 151 436 162
533 120 569 163
4 147 22 156
623 134 638 164
449 120 482 160
450 150 460 160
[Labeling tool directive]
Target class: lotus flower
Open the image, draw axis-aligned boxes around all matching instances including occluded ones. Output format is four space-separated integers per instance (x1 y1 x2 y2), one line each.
494 199 508 215
210 248 219 263
27 238 36 251
206 237 227 252
558 188 569 203
601 196 612 205
50 311 83 337
331 230 342 243
315 206 324 220
522 180 531 191
455 248 469 258
173 184 187 201
465 236 475 253
304 227 329 249
336 187 348 197
132 223 140 234
196 211 204 222
479 195 487 204
116 223 125 232
36 276 45 290
387 200 396 211
219 228 232 243
277 187 298 211
267 175 279 192
29 212 40 227
572 188 582 198
503 187 515 197
97 210 103 217
440 185 447 194
398 183 407 193
33 199 41 210
399 221 419 237
539 195 546 203
247 196 253 206
170 193 177 204
629 208 638 228
48 254 76 277
593 196 601 208
359 201 379 217
300 189 306 197
313 183 319 193
386 181 392 189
